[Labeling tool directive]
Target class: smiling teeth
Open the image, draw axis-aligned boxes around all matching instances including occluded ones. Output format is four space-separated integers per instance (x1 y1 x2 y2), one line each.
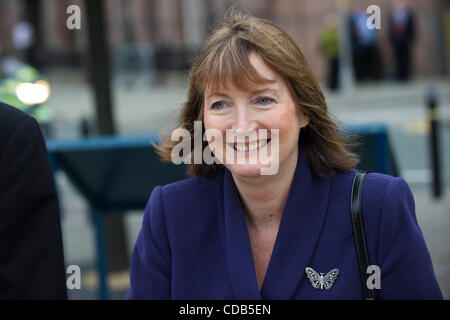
234 140 269 152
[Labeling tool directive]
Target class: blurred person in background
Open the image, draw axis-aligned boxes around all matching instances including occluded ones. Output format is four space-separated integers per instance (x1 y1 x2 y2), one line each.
350 5 383 82
11 21 38 69
389 0 416 81
0 102 67 299
320 13 340 91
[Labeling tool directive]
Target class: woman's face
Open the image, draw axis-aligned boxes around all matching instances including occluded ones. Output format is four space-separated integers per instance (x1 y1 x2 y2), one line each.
203 51 309 177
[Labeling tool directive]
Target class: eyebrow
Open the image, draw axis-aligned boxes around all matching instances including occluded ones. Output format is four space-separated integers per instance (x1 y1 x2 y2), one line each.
205 87 279 101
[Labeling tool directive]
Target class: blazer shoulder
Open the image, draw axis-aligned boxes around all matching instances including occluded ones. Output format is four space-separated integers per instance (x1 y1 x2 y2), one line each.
364 172 413 203
356 171 418 253
335 169 411 202
153 170 223 213
158 171 221 203
161 172 221 193
332 169 414 225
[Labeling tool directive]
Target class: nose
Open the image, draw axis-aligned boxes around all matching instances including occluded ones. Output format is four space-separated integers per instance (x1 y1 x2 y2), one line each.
230 104 259 135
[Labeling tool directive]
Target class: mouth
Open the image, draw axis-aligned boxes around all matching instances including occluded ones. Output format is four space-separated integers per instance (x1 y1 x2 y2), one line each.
229 138 271 152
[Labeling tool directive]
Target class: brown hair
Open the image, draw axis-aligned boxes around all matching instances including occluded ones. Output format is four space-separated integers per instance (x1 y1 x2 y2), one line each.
155 9 359 178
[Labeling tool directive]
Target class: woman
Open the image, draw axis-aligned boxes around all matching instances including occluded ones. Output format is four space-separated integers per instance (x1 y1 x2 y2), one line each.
126 11 442 300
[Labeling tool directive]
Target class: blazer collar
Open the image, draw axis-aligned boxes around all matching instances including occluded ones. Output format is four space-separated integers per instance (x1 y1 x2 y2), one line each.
220 148 330 300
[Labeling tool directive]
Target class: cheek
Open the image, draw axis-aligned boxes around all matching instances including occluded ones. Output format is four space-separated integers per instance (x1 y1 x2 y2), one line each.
267 107 302 139
203 111 225 132
203 113 227 148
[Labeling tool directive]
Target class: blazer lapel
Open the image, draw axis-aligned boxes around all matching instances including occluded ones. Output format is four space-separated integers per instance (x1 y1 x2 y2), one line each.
218 148 330 300
260 150 330 299
220 168 262 300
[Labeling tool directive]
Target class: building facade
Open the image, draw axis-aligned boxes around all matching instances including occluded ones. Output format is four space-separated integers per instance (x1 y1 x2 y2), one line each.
0 0 449 80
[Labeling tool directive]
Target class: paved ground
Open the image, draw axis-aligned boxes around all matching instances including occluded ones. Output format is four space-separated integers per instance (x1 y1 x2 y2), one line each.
45 69 450 299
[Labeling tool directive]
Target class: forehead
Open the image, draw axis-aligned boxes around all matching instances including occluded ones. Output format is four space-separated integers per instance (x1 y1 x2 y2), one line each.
204 52 283 96
247 52 279 82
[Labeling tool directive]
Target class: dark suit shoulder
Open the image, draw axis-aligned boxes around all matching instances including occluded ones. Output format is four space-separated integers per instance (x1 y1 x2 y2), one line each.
0 102 31 133
0 103 34 152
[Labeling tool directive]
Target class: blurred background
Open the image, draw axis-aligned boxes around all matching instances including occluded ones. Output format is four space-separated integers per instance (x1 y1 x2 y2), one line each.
0 0 449 299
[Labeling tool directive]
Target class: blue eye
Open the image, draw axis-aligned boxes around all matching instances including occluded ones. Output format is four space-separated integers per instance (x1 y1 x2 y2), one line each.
211 101 227 110
256 97 274 105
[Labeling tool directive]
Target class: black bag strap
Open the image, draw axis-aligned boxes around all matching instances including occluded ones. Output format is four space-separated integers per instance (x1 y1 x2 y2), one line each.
351 170 376 300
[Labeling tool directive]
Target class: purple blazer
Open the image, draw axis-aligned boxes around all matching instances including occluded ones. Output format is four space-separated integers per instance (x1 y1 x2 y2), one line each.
126 149 443 300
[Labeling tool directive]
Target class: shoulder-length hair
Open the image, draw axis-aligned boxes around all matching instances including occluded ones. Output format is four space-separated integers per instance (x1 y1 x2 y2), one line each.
156 9 359 178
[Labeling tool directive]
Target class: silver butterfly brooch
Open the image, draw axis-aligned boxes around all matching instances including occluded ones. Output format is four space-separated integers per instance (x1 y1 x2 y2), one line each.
305 267 339 290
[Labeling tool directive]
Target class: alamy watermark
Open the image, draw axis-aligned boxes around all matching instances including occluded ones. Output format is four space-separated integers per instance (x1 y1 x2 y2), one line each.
366 5 381 30
65 4 380 31
366 264 381 290
66 265 81 290
66 5 81 30
170 121 280 175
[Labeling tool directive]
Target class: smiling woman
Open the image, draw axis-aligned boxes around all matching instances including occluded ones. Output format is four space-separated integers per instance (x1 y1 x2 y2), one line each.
155 9 358 179
202 51 305 179
126 9 443 300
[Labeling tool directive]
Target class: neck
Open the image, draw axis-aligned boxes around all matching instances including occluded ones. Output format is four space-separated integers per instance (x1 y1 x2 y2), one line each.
231 148 299 232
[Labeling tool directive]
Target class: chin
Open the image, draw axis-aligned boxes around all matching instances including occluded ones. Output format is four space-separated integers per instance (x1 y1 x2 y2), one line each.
226 163 267 177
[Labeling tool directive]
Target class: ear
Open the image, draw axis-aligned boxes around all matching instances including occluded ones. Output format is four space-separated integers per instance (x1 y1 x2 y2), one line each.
294 102 310 129
301 113 310 128
298 110 310 129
